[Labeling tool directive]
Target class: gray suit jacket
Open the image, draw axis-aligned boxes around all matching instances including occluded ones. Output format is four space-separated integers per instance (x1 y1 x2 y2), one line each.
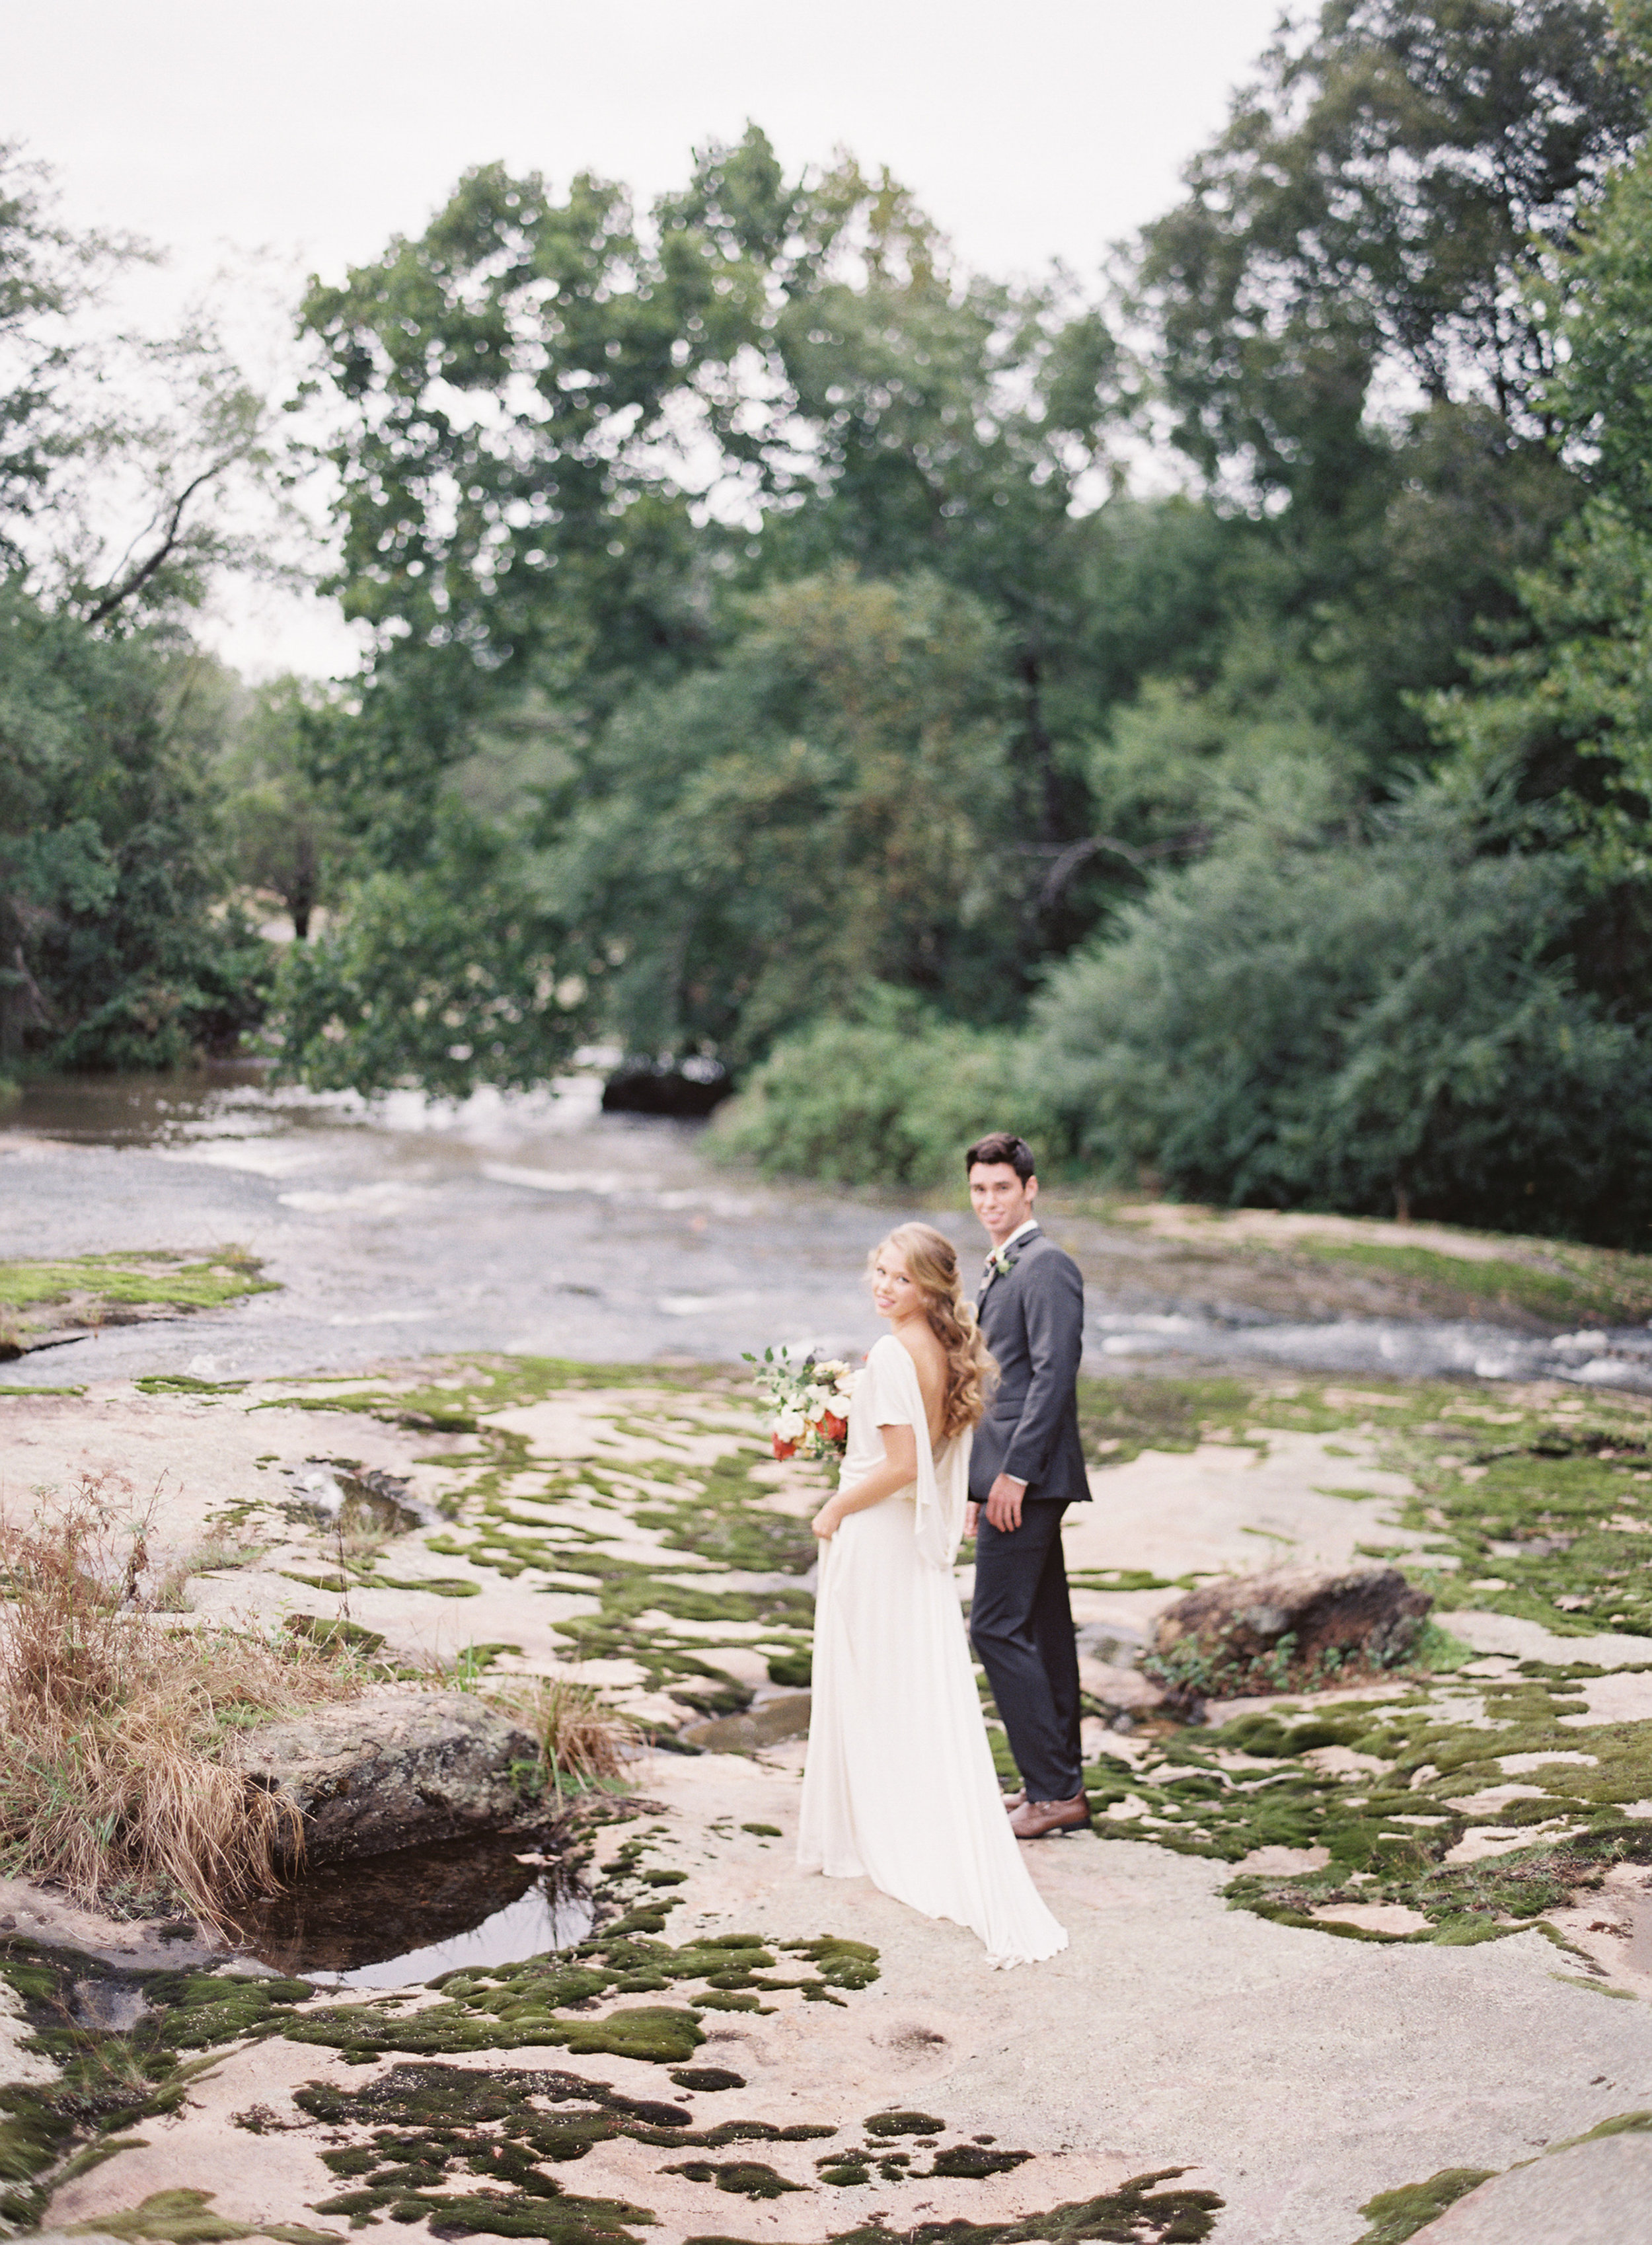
970 1227 1090 1505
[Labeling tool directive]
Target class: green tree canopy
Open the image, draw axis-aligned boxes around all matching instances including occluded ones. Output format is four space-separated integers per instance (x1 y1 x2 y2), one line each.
1138 0 1642 501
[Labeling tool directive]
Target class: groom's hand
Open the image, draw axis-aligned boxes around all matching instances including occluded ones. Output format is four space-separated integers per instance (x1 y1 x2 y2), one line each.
984 1474 1026 1533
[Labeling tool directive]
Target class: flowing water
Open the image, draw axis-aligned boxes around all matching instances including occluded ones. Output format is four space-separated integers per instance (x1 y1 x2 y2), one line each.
4 1063 1651 1391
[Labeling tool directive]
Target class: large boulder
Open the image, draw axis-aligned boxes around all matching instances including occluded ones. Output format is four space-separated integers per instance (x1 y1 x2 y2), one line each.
1150 1563 1431 1707
232 1691 542 1866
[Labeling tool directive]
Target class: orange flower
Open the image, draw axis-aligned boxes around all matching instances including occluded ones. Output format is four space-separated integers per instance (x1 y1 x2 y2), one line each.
772 1433 798 1461
818 1410 848 1443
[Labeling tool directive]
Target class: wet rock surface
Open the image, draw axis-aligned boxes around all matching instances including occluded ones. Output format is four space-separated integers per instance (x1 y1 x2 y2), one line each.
681 1692 813 1751
7 1328 1652 2233
230 1691 542 1864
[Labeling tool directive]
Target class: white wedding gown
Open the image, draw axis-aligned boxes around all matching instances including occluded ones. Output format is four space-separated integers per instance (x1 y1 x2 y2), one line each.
796 1333 1068 1967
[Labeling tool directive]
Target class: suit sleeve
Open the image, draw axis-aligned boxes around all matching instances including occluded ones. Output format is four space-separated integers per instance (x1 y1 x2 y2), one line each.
1002 1252 1083 1488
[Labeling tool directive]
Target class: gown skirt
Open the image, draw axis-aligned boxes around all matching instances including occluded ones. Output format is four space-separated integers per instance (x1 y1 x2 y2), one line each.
796 1332 1068 1968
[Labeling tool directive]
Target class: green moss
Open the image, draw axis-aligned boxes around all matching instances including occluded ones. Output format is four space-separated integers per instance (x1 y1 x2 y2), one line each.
663 2160 804 2197
864 2110 946 2137
283 1926 876 2064
928 2147 1033 2180
1349 2167 1496 2244
0 1944 324 2226
133 1375 249 1396
1550 1971 1639 1997
1550 2109 1652 2148
299 2062 838 2233
59 2188 338 2244
0 1249 276 1315
1074 1376 1257 1465
1375 1400 1652 1639
1079 1648 1652 1958
781 1937 880 1989
814 2166 1222 2243
316 2180 658 2239
1287 1238 1630 1322
282 1614 386 1655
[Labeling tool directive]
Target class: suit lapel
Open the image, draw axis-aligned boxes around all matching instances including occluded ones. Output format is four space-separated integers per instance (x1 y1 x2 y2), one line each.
978 1224 1042 1307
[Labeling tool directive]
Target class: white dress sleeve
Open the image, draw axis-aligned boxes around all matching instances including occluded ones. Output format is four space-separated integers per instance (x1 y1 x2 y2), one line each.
866 1336 972 1573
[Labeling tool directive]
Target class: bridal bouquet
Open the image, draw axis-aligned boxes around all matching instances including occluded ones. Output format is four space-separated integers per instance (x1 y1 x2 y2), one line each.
745 1346 856 1463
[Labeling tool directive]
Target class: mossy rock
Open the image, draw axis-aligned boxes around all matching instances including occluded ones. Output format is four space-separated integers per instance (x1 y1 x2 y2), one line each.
1349 2166 1497 2244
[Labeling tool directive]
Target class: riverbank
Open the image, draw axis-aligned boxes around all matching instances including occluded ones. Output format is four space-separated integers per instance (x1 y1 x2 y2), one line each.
3 1357 1651 2241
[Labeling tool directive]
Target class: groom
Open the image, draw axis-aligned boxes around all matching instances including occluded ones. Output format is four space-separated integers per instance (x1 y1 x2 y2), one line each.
965 1131 1090 1839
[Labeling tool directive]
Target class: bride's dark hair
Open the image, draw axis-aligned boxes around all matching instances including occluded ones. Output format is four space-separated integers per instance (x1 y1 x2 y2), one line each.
870 1223 997 1437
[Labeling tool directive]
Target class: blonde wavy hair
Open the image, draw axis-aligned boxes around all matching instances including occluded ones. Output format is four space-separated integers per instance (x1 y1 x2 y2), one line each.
868 1223 998 1439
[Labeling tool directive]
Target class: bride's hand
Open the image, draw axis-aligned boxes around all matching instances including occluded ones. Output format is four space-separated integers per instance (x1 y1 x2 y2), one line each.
811 1498 844 1540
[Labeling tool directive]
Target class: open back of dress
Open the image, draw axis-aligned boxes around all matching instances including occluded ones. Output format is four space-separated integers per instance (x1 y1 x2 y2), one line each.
797 1333 1068 1968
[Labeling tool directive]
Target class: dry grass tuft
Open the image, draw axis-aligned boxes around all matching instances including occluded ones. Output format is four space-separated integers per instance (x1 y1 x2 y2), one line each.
493 1677 641 1792
152 1531 271 1613
0 1480 369 1930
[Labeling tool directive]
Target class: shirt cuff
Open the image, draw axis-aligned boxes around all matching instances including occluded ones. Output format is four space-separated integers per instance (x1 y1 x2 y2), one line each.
997 1473 1028 1490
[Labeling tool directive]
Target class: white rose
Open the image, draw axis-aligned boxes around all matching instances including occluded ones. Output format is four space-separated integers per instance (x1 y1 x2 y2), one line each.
775 1407 806 1439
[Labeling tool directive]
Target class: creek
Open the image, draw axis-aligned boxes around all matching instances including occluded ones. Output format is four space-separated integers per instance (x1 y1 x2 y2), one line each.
4 1063 1649 1392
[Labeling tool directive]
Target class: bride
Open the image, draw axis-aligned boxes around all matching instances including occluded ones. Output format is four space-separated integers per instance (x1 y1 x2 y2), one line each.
796 1223 1068 1967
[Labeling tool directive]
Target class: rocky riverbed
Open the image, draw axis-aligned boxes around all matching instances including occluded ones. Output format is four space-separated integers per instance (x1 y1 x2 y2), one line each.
9 1066 1652 1392
2 1355 1652 2242
7 1074 1652 2237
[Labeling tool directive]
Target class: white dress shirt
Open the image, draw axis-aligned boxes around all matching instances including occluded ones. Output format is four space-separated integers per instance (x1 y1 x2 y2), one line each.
981 1216 1039 1279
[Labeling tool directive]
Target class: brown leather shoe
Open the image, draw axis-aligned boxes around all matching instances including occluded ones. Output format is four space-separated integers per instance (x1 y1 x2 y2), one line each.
1008 1792 1091 1839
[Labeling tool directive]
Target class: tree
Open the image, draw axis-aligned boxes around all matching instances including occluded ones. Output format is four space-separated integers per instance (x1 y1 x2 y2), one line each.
0 588 268 1071
268 808 593 1097
298 132 1132 903
1029 779 1652 1242
0 141 118 554
0 148 278 1075
552 568 1018 1065
218 677 352 940
1426 10 1652 886
1138 0 1641 501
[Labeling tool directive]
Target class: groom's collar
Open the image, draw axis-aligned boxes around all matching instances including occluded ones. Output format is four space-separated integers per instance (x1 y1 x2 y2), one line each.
983 1217 1040 1273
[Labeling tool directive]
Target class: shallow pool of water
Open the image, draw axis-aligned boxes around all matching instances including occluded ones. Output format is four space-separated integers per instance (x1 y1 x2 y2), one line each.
232 1830 593 1989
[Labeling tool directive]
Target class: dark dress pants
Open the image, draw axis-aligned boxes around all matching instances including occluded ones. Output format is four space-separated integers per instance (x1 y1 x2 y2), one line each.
969 1500 1083 1803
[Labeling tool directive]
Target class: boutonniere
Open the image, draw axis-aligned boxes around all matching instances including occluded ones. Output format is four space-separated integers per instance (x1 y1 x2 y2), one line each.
987 1248 1017 1280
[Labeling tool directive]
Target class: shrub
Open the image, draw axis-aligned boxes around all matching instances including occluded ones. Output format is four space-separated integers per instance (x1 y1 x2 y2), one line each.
1030 782 1652 1242
710 993 1052 1190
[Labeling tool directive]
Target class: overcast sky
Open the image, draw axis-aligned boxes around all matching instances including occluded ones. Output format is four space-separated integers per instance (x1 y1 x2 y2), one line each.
12 0 1285 675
